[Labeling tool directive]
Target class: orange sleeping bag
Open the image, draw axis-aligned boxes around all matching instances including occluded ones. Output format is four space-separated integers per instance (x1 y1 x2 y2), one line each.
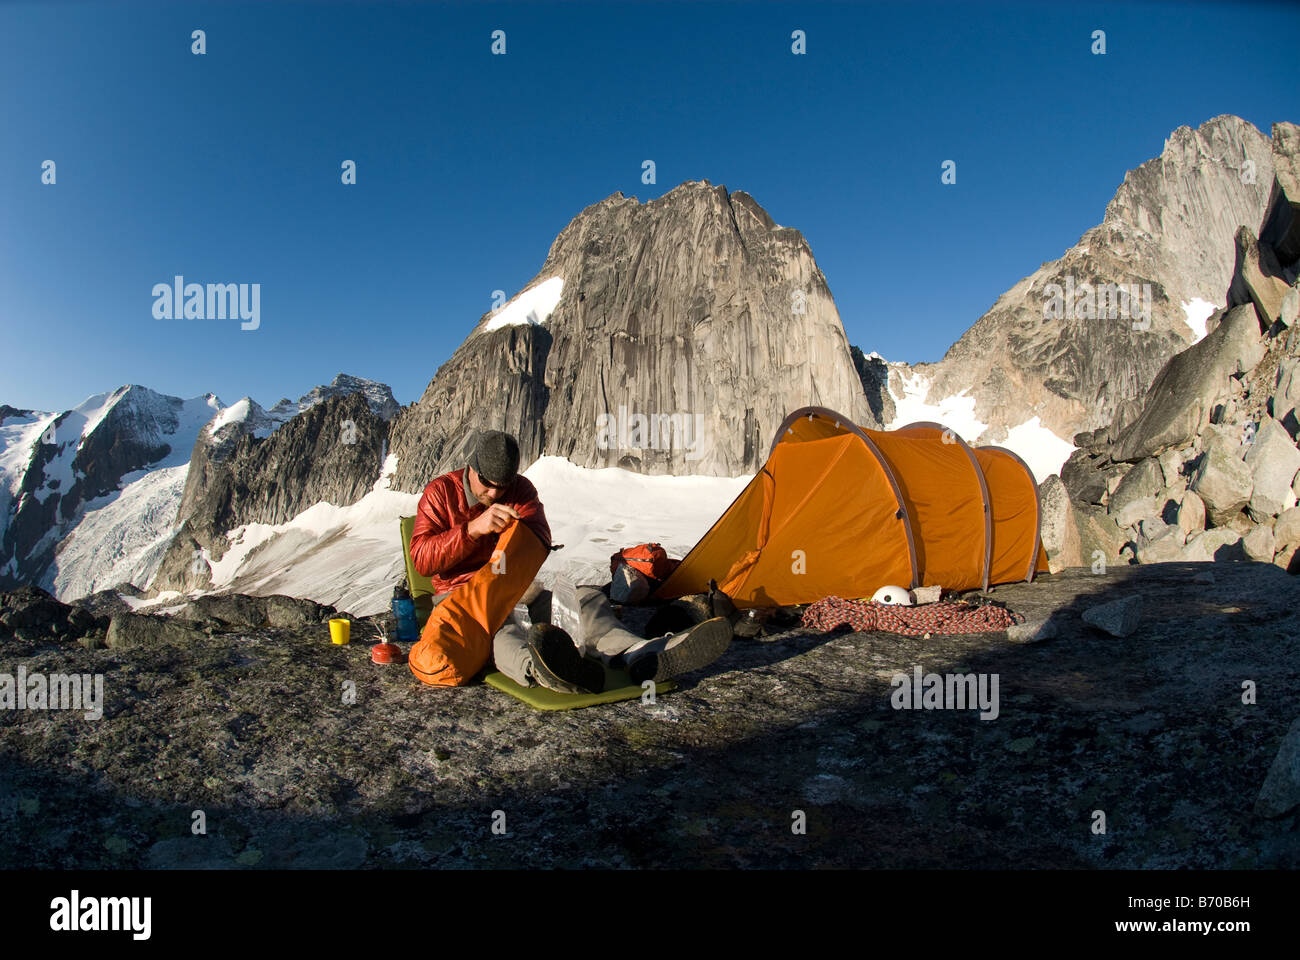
408 519 549 687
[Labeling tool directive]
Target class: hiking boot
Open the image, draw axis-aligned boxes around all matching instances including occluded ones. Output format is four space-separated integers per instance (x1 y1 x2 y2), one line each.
526 623 605 695
644 580 738 638
628 616 732 685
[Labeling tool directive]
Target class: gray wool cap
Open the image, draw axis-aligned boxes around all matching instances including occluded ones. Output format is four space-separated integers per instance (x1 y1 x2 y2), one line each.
469 430 521 487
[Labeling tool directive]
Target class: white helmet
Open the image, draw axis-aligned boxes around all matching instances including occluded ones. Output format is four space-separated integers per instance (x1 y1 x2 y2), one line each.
872 585 913 606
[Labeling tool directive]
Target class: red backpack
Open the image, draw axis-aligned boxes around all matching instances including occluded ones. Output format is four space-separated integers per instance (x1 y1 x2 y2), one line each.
609 542 680 584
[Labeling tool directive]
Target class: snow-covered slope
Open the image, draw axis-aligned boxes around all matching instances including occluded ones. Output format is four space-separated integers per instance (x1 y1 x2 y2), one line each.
483 277 564 332
878 364 1077 484
47 394 220 599
1 386 224 592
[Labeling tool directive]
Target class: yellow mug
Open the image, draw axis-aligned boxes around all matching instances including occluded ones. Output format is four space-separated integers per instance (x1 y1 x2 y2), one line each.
329 618 351 645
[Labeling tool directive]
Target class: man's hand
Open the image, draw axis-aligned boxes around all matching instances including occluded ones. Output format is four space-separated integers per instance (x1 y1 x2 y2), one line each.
467 503 520 540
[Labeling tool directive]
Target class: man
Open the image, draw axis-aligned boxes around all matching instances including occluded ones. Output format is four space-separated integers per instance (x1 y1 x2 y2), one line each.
410 429 733 694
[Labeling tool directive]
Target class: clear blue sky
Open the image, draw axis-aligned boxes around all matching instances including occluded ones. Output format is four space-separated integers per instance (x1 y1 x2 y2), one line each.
2 0 1297 414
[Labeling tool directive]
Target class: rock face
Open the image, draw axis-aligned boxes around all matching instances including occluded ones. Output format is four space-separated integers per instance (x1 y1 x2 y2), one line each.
1260 120 1300 264
1042 123 1300 576
850 347 895 428
388 180 872 486
896 116 1275 450
152 392 390 593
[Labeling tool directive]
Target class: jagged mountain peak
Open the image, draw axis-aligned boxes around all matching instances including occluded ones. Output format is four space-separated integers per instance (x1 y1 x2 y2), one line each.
390 180 870 487
586 180 783 231
269 372 401 422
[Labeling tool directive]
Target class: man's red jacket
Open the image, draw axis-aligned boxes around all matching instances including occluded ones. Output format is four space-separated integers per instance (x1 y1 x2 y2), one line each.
409 467 552 595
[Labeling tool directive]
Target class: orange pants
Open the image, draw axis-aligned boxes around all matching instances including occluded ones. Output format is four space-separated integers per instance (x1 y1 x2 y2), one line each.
408 520 549 687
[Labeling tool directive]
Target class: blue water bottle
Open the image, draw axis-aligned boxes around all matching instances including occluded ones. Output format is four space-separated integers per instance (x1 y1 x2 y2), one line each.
391 582 418 643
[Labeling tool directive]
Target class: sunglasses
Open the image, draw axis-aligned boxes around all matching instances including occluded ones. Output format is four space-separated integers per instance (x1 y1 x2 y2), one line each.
473 469 512 492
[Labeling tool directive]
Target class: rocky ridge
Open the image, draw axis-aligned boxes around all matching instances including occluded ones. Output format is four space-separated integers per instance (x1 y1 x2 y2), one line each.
152 391 392 594
1040 122 1300 576
897 115 1276 450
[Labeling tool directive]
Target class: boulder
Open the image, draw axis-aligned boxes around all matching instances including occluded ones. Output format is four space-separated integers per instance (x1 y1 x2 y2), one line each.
1113 305 1267 462
1244 417 1300 517
1227 225 1291 326
1190 442 1254 526
1282 285 1299 329
71 588 139 620
264 594 334 628
1255 716 1300 819
1176 490 1206 539
1138 517 1175 542
1115 494 1162 531
1081 595 1142 637
1007 616 1058 643
1276 544 1300 574
1060 451 1125 507
1108 457 1164 520
1224 512 1257 537
1038 475 1082 572
1272 509 1300 573
911 585 942 604
1073 504 1129 571
1210 397 1238 425
1242 524 1277 563
105 612 210 649
1180 528 1244 563
0 586 100 641
1157 446 1191 487
179 594 269 629
1136 523 1184 564
1202 420 1249 459
1271 357 1300 438
1275 506 1300 550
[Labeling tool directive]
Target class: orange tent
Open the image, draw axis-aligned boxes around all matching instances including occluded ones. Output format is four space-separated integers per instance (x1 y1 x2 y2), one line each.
653 406 1048 608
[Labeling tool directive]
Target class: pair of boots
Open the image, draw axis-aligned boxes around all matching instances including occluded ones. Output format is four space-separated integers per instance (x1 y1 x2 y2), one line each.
516 578 736 695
